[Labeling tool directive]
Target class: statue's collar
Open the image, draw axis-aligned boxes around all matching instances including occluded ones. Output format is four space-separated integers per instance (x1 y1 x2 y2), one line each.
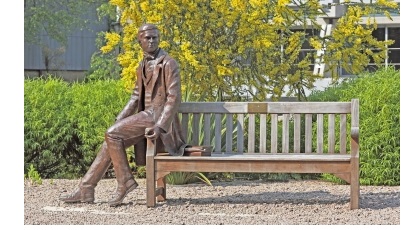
143 48 161 61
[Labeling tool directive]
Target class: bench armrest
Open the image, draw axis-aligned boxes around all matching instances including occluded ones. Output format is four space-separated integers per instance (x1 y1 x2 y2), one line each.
351 126 359 158
351 127 359 140
146 138 157 157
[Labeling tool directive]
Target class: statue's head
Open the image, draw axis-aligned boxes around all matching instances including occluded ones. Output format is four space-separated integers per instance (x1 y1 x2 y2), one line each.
137 23 160 54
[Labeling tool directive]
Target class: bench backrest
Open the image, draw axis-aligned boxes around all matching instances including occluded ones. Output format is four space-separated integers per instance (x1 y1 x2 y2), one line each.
179 99 359 155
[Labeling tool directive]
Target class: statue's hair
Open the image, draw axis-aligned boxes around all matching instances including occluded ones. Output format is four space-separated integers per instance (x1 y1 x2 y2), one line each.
137 23 159 42
138 23 159 33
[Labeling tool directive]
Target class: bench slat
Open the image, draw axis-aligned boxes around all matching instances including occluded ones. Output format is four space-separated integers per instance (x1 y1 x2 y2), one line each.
294 114 301 152
181 113 189 143
260 114 267 153
214 114 222 152
248 114 255 153
340 114 347 154
155 153 351 161
282 114 290 153
179 102 351 114
271 114 278 153
237 114 244 153
192 113 200 145
226 114 233 152
305 114 312 153
204 113 211 146
328 114 335 153
317 114 324 154
155 161 351 174
179 102 248 113
268 102 351 114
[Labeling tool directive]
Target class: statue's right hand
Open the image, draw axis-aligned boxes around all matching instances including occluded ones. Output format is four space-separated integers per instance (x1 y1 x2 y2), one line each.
144 126 161 140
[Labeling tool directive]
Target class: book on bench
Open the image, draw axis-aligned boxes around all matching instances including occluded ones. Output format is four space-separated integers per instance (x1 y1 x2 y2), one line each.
184 146 212 156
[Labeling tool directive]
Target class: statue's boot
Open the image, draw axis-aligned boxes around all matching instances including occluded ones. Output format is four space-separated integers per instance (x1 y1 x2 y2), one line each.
59 143 111 203
106 136 138 207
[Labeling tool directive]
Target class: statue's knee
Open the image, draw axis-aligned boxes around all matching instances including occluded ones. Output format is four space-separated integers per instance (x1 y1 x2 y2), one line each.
105 125 125 142
105 126 117 140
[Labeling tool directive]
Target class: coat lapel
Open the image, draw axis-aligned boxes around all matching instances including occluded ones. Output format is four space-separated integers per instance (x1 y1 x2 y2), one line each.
148 52 166 91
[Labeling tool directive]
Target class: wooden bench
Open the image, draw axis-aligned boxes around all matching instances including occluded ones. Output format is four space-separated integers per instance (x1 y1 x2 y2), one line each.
146 99 360 209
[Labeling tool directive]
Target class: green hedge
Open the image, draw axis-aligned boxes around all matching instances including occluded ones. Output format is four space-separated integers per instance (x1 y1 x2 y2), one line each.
309 67 400 185
24 77 130 178
25 67 400 186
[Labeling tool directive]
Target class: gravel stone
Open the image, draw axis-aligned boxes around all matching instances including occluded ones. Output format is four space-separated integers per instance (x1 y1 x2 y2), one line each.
24 178 400 225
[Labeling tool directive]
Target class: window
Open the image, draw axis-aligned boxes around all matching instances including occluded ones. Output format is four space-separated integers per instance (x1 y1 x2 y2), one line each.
291 29 319 72
388 27 400 70
369 27 400 71
340 26 400 75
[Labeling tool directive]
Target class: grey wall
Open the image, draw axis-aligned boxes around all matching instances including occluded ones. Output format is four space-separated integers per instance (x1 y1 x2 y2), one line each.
24 7 110 81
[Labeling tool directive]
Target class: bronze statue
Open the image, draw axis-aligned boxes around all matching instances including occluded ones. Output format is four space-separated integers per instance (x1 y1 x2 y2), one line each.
59 23 187 207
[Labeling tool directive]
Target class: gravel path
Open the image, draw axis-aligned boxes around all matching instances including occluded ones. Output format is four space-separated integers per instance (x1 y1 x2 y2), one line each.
24 178 399 225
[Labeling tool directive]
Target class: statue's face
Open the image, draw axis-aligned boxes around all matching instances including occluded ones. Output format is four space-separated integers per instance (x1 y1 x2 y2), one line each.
139 29 160 53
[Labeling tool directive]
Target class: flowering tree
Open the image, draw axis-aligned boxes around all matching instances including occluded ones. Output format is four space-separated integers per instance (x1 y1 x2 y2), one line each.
317 0 398 76
101 0 398 101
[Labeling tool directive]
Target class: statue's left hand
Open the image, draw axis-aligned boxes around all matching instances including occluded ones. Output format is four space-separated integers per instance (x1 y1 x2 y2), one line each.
144 126 162 140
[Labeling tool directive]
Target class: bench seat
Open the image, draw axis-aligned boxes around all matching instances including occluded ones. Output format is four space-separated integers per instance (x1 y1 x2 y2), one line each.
155 153 352 161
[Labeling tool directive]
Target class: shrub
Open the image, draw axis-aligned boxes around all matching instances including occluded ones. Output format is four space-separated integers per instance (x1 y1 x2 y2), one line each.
25 164 42 185
24 77 75 178
64 79 130 178
24 77 131 178
309 67 400 185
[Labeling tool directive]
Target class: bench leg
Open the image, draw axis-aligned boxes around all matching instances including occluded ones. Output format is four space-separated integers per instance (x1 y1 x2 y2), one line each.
156 177 167 202
146 155 156 207
350 158 360 209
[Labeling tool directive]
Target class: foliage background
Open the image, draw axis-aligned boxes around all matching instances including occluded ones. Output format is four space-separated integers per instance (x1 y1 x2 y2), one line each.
24 67 400 186
24 77 130 178
309 67 400 186
101 0 397 101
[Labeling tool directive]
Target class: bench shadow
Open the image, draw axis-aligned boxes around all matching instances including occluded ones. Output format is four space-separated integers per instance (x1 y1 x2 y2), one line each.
359 191 400 210
163 190 400 210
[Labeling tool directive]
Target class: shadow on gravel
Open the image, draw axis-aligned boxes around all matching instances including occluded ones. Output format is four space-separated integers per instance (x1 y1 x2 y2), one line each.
164 190 400 210
360 191 400 210
166 190 348 206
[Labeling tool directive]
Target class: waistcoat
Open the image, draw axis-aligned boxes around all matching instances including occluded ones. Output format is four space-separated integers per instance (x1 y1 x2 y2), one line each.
143 59 157 111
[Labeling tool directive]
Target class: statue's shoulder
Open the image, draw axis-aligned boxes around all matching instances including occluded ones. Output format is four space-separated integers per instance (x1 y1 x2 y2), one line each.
160 50 178 67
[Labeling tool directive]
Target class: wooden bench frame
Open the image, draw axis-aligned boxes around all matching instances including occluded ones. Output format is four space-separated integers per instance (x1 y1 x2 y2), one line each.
146 99 360 209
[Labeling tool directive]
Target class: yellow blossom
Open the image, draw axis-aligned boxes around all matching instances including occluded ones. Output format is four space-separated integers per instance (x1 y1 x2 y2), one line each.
230 0 246 11
110 0 127 8
222 59 231 65
273 15 284 24
100 32 120 53
277 0 290 7
217 65 233 76
309 38 322 50
249 0 263 8
139 1 149 12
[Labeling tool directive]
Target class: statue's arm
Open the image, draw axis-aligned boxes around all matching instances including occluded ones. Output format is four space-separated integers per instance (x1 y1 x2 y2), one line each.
155 58 181 132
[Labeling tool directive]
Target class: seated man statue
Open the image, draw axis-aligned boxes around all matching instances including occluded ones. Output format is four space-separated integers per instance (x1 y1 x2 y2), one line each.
60 23 187 207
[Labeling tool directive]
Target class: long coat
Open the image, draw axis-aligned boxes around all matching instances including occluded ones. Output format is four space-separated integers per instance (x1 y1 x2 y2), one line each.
116 49 187 165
